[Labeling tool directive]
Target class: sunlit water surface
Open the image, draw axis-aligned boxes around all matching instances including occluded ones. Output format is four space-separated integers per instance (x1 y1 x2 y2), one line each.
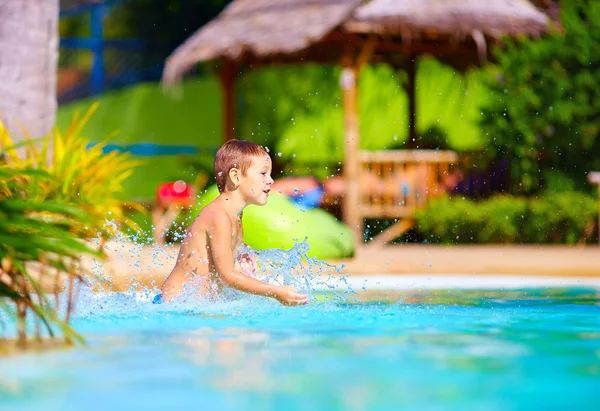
1 245 599 410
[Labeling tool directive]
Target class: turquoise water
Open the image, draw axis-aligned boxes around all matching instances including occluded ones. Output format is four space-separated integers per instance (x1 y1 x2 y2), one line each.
1 287 599 410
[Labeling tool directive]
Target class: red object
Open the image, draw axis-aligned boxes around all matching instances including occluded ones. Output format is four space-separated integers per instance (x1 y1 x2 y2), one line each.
156 180 195 208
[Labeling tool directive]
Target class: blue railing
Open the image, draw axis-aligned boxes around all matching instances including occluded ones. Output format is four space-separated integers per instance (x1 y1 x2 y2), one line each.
59 0 163 102
86 143 218 157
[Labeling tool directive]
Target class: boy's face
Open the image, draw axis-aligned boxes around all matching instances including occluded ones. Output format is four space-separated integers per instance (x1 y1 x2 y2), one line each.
240 154 273 206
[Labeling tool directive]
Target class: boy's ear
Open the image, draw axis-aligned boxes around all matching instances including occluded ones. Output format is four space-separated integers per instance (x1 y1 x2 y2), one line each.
229 167 241 186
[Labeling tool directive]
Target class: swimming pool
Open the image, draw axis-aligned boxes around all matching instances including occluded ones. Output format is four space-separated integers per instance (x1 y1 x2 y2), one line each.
1 285 598 410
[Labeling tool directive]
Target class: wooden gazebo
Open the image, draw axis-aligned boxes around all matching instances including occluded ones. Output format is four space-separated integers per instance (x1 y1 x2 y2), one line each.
162 0 550 247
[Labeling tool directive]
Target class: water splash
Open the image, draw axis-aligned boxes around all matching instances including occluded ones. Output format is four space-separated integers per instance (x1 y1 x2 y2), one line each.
75 237 354 318
0 224 355 340
241 240 354 300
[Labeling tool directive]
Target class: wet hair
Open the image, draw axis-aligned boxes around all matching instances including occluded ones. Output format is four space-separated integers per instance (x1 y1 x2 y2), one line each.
214 139 269 192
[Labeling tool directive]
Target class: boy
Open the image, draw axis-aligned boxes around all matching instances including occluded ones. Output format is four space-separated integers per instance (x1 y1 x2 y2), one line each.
156 140 308 306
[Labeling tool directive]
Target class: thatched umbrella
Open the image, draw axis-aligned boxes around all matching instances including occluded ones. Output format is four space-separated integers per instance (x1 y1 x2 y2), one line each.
162 0 551 242
162 0 363 83
162 0 364 143
163 0 550 133
343 0 550 145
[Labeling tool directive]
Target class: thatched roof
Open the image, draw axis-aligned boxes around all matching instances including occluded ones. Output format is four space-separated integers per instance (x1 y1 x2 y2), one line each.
162 0 362 83
345 0 549 38
163 0 550 83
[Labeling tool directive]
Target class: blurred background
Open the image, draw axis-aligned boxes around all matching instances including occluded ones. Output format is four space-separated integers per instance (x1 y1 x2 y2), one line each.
3 0 598 254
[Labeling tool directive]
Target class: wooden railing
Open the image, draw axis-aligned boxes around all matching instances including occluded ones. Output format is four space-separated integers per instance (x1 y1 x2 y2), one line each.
284 151 511 201
353 149 458 246
358 150 458 218
281 150 508 245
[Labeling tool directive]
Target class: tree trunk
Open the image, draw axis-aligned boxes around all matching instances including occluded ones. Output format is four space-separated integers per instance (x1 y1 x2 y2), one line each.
0 0 58 140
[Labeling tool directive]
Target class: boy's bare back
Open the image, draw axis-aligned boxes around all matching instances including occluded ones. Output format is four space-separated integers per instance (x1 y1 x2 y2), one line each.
158 140 308 306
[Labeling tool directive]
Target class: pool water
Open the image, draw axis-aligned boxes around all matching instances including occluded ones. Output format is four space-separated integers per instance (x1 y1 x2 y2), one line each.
1 287 599 410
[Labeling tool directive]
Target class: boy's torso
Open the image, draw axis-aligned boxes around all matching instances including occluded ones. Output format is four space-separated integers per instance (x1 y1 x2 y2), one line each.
161 203 243 298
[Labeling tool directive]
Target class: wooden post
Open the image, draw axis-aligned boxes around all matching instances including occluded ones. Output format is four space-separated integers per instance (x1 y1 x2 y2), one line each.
406 55 416 148
341 54 362 246
587 172 600 244
597 184 600 245
219 59 237 142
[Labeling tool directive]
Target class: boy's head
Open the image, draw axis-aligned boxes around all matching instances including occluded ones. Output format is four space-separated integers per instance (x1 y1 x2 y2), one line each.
214 140 273 203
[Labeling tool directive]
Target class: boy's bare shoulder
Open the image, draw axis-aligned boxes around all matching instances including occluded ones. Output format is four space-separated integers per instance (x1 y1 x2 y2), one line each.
193 200 230 228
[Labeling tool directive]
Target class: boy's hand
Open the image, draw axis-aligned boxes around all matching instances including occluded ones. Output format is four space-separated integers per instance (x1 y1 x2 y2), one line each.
273 285 309 306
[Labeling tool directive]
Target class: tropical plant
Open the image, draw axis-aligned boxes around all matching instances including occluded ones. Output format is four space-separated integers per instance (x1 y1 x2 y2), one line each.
480 0 600 194
0 103 145 239
0 166 103 346
414 192 597 244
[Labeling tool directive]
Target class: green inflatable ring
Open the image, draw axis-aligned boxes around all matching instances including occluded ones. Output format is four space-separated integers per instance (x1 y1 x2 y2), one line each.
174 185 355 259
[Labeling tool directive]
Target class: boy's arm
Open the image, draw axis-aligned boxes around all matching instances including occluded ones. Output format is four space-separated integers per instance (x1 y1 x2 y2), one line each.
209 213 307 305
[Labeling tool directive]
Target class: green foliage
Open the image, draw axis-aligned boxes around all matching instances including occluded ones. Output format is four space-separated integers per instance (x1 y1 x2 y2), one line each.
0 110 148 346
415 60 489 152
480 0 600 193
526 191 598 244
239 64 341 152
415 192 597 244
240 59 490 175
0 167 103 346
2 105 145 238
